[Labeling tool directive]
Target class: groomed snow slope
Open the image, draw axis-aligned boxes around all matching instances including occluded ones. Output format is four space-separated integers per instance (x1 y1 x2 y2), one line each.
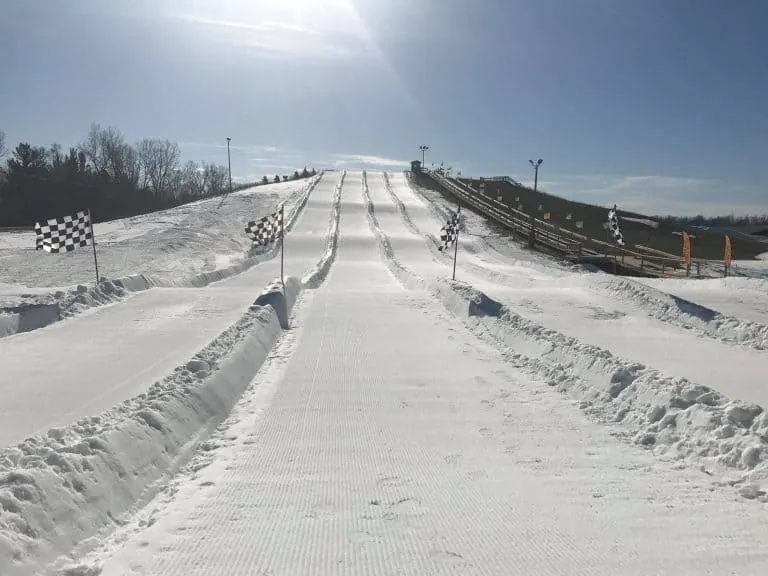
62 171 768 576
380 172 768 484
384 172 768 402
0 179 312 290
634 276 768 325
0 174 345 576
0 176 320 337
0 173 343 448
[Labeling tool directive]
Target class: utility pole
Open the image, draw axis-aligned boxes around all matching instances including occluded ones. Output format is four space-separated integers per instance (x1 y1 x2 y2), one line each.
217 137 234 209
528 158 543 249
419 144 429 165
227 137 233 195
529 158 543 192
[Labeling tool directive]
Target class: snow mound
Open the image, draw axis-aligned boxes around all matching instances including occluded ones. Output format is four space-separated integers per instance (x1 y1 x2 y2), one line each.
0 276 303 576
432 280 768 496
302 170 345 289
597 275 768 351
0 175 322 339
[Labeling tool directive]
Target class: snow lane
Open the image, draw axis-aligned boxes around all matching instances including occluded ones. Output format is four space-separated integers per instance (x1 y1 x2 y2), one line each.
92 171 768 575
0 174 342 448
386 173 768 408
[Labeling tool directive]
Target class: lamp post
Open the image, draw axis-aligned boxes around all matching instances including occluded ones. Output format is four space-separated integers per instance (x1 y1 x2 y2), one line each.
529 158 543 192
419 145 429 165
226 137 233 195
528 158 543 249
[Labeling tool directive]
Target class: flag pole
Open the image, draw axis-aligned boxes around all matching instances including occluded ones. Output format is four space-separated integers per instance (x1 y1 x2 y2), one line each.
452 202 460 281
280 203 285 290
88 209 100 284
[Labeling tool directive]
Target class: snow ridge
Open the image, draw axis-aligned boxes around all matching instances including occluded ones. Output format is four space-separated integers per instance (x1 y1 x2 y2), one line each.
361 171 424 290
0 174 324 340
368 176 768 500
302 170 345 289
381 172 422 237
435 283 768 495
0 277 305 576
597 275 768 351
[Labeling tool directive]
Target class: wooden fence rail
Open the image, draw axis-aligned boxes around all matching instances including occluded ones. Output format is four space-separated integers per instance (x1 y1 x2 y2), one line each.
422 170 730 278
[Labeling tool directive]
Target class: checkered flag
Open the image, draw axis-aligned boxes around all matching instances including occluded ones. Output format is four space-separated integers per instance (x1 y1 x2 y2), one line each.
245 207 284 246
607 204 625 247
34 210 93 253
438 207 461 252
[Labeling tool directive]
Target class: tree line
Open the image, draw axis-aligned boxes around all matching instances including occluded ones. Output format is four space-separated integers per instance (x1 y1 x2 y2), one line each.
656 214 768 227
0 125 315 227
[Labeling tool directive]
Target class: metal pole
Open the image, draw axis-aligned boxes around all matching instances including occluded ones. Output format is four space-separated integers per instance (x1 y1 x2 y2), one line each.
452 203 460 281
419 145 429 165
227 137 233 195
88 209 100 284
529 158 543 192
280 203 285 289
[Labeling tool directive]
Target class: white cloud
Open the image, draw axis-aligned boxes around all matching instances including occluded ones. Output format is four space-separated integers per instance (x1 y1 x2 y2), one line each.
329 154 411 168
179 141 413 179
177 1 376 60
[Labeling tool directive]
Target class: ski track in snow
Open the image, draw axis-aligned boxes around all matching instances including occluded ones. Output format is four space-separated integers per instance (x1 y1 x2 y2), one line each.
59 171 768 576
0 173 348 575
2 171 768 575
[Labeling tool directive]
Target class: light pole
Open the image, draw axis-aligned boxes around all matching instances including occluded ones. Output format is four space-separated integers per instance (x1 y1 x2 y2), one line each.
419 145 429 165
226 137 233 195
528 158 543 249
529 158 543 192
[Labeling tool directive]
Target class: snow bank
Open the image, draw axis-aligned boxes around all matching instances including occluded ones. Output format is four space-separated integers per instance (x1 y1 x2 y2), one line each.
432 280 768 498
0 175 323 340
0 276 303 576
596 275 768 351
364 179 767 501
302 170 345 289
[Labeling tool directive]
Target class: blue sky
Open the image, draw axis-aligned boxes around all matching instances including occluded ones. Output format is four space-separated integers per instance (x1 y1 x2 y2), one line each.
2 0 767 216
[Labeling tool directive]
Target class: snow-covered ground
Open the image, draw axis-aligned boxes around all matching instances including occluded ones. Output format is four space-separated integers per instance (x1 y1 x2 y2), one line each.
633 276 768 325
0 176 321 337
0 174 342 447
2 171 768 576
0 179 310 289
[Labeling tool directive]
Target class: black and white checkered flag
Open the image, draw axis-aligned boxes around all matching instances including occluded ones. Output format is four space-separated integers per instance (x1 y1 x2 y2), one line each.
607 204 625 247
245 207 284 246
438 207 461 252
34 210 93 253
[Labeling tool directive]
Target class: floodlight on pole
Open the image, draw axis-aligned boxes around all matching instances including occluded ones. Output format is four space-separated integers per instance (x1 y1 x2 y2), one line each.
529 158 543 192
419 145 430 165
226 137 233 195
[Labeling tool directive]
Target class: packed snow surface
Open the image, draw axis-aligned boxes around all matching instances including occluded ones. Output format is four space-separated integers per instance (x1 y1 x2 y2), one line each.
0 174 341 447
0 179 310 290
2 171 768 576
0 177 320 337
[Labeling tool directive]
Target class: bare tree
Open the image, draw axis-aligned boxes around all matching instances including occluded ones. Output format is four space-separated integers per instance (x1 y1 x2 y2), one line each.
178 160 204 198
201 162 228 196
0 129 6 159
81 123 140 185
136 138 181 199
